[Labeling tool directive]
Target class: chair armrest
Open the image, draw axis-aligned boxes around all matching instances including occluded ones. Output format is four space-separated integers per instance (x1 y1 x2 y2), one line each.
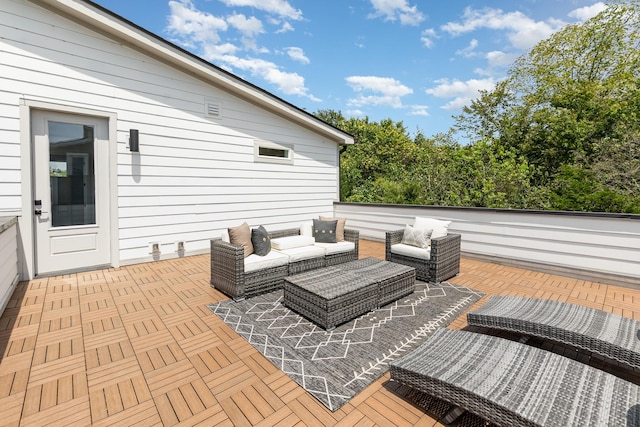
430 233 461 262
386 229 405 245
385 229 405 260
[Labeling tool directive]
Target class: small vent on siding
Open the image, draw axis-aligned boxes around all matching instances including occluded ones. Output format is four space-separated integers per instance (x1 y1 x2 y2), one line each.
205 100 222 119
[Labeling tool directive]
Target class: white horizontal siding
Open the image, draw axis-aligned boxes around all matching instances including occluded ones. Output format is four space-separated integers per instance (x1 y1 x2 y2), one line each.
334 203 640 285
0 170 21 182
0 220 18 315
116 192 329 207
0 140 21 158
2 0 341 267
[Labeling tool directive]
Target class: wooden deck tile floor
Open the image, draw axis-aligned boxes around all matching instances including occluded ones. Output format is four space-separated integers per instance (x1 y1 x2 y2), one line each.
1 240 639 426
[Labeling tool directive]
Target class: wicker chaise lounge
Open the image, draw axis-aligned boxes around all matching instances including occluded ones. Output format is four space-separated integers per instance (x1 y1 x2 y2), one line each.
385 230 460 283
467 295 640 371
390 328 640 427
211 226 359 300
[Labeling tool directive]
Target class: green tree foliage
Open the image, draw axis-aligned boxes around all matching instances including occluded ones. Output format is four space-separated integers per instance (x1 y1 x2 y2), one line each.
315 1 640 213
317 110 542 207
453 0 640 211
315 110 420 203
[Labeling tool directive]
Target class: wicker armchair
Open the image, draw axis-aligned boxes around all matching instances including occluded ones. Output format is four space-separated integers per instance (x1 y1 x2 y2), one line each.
385 230 460 283
211 227 360 300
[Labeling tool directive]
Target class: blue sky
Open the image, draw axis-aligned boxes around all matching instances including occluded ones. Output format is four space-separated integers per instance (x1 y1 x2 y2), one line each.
92 0 607 138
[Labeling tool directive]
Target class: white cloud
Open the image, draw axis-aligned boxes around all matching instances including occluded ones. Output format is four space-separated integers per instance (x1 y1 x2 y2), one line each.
275 21 294 33
217 0 303 20
346 76 413 97
346 109 365 117
485 50 519 68
456 39 479 58
166 0 315 101
426 78 496 111
409 105 429 116
226 13 265 50
226 13 264 37
441 7 566 50
167 0 228 45
285 47 310 64
219 55 320 101
569 2 607 21
348 95 403 108
202 42 239 58
368 0 426 26
473 50 520 76
421 28 437 48
346 76 413 109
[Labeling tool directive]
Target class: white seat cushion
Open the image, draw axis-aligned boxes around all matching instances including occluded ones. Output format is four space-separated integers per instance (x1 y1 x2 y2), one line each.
391 243 431 260
413 217 451 239
244 250 289 273
275 245 325 262
314 241 355 255
270 235 315 250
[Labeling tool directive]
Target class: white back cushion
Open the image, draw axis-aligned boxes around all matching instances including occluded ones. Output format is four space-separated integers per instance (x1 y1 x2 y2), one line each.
271 235 315 250
300 222 313 237
413 217 451 239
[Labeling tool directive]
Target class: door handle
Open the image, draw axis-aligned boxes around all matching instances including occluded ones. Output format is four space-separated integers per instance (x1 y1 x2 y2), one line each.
35 209 42 215
34 200 42 216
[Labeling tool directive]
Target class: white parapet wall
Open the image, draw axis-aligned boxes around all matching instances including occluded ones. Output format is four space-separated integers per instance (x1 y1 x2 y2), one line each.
0 217 19 316
334 203 640 288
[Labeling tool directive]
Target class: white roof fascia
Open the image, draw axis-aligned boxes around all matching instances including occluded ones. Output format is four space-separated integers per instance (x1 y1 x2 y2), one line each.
28 0 354 145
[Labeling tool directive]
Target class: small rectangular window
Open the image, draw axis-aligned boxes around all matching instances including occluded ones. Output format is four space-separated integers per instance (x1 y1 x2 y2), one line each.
259 146 288 158
254 141 294 164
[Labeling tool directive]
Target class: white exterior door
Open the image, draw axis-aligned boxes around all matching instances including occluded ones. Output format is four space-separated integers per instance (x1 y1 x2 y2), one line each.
32 110 111 275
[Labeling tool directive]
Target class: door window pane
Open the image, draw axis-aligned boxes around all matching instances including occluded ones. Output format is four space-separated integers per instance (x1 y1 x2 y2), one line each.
48 122 96 227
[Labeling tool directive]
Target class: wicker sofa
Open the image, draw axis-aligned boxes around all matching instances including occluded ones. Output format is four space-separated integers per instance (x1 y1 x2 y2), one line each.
211 226 359 301
385 217 460 283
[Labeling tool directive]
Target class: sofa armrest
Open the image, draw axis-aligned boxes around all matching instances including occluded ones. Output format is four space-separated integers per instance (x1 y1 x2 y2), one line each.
210 238 246 298
343 228 359 257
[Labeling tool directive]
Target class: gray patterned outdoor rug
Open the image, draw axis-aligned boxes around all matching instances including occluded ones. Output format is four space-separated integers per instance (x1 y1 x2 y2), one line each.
208 281 483 411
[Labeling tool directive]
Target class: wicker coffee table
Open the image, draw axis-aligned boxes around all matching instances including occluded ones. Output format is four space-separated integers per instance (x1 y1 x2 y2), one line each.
284 258 416 330
337 257 416 307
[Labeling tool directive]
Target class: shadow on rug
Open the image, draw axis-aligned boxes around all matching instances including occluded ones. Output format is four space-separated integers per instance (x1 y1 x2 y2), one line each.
208 281 484 411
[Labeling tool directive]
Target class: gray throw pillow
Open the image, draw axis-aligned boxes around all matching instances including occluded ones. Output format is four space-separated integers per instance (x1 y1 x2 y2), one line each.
319 215 346 242
313 219 338 243
251 225 271 256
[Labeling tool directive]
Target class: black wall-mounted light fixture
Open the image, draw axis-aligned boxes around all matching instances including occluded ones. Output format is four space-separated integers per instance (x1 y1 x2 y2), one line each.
129 129 139 152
